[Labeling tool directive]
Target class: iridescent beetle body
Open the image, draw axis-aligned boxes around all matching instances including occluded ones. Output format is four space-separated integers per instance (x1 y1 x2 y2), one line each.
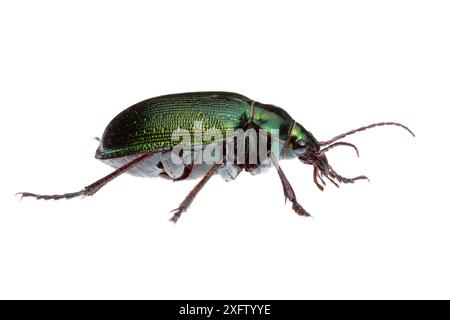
19 92 414 222
95 92 307 181
97 92 252 159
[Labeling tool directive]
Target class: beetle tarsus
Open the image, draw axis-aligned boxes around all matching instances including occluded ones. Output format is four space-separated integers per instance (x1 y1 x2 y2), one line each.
169 208 185 224
16 190 86 201
292 202 311 217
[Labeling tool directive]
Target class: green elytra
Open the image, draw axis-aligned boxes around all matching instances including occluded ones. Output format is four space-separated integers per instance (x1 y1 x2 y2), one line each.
96 91 308 160
18 91 414 223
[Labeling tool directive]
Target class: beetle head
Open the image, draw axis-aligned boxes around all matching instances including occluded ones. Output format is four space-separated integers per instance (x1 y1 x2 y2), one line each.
288 122 321 161
289 121 414 191
288 125 334 190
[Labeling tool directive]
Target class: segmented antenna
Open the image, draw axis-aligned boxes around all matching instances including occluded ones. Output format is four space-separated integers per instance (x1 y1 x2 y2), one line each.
320 141 360 157
319 122 415 146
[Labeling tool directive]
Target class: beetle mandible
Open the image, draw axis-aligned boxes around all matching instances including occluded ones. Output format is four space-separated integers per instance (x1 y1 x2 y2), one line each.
18 92 414 222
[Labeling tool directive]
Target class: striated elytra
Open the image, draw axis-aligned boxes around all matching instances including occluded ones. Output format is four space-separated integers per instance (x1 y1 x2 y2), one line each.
18 91 415 223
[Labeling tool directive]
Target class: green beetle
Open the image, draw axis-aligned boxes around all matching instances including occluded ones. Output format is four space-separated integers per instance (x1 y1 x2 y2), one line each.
18 92 414 222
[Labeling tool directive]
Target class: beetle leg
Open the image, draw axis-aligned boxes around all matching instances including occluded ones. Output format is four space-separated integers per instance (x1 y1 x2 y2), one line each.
270 153 311 217
17 149 166 201
169 163 221 224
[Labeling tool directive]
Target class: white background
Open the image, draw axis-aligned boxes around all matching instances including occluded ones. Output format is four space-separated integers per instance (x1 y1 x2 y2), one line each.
0 1 449 299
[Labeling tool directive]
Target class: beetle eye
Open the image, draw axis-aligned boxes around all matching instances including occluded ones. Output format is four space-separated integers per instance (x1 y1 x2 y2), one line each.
296 140 307 149
292 139 308 156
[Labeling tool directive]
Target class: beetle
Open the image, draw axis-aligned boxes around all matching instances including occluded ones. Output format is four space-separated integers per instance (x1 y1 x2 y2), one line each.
18 91 414 222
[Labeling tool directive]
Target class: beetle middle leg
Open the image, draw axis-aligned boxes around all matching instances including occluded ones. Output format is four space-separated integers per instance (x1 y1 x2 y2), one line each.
270 153 311 217
170 163 221 223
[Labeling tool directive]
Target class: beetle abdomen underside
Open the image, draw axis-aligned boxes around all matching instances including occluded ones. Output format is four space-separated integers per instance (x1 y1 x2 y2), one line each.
96 92 252 159
100 149 245 182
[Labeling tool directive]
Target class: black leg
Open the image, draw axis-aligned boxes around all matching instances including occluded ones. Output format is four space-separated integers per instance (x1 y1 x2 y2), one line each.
270 153 311 217
170 163 221 223
17 149 165 200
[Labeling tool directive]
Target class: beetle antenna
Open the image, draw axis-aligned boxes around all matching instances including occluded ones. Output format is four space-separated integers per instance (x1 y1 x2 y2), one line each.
320 141 360 157
319 122 415 146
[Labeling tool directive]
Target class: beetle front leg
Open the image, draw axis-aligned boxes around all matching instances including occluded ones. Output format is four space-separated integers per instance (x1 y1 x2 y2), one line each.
270 153 311 217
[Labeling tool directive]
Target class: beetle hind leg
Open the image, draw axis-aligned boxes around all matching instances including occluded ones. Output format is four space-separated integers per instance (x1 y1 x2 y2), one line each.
17 149 165 202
